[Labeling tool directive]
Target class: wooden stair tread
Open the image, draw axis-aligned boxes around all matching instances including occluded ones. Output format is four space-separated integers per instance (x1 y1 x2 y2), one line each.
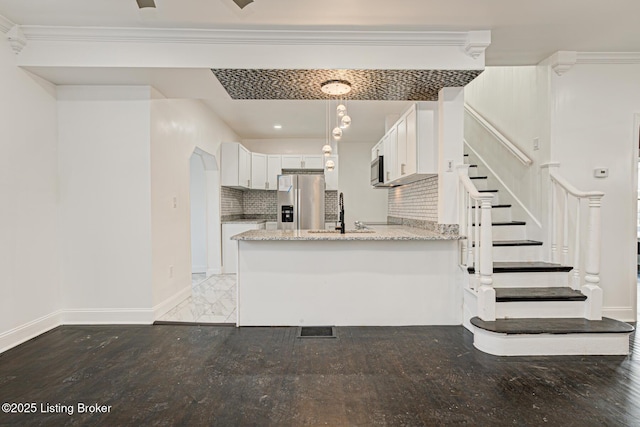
495 287 586 302
470 176 488 180
471 204 512 209
472 240 543 247
478 189 498 193
470 317 634 335
468 261 573 274
471 221 526 226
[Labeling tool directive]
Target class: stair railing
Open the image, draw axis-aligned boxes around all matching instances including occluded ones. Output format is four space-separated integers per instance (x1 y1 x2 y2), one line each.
458 165 496 321
549 169 604 320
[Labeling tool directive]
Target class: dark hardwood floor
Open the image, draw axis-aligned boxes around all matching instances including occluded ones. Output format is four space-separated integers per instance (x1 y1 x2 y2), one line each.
0 324 638 426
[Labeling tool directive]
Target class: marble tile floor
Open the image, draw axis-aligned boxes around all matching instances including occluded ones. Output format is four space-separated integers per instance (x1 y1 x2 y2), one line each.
158 274 237 324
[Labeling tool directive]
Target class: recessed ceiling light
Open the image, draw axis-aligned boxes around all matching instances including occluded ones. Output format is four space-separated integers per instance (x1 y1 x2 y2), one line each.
273 124 282 129
321 80 352 96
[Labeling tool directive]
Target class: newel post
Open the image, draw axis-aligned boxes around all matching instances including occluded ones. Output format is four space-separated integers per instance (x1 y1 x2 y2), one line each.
582 194 604 320
477 196 495 321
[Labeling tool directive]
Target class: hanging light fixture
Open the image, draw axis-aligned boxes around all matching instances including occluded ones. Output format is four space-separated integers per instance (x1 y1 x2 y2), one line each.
320 79 353 146
322 101 333 156
325 159 335 171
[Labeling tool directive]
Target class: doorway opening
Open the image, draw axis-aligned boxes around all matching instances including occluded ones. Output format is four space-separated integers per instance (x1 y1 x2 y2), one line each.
189 147 221 280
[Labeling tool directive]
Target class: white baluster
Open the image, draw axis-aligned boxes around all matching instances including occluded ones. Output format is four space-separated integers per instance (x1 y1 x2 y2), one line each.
572 199 581 290
551 181 558 263
468 193 473 268
473 198 480 278
562 190 569 265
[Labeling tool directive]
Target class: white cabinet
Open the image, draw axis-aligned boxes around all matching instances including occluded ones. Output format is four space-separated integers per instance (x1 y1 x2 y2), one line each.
221 142 252 189
281 154 324 169
383 128 398 183
251 153 267 190
222 222 266 274
302 155 324 169
371 141 382 162
375 102 437 186
324 155 339 190
281 154 302 169
266 155 282 190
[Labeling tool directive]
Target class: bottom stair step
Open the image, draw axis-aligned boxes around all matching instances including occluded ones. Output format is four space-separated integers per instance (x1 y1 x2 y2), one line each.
495 287 586 302
470 317 634 335
470 317 634 356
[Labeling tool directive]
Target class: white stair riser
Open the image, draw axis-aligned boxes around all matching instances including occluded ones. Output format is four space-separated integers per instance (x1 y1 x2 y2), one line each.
468 167 480 178
471 207 512 222
470 178 488 190
496 301 585 319
470 245 544 262
470 224 526 241
473 328 631 356
469 271 571 288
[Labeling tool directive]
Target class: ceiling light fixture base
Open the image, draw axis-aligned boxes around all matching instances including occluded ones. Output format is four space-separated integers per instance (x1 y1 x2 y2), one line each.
321 80 352 96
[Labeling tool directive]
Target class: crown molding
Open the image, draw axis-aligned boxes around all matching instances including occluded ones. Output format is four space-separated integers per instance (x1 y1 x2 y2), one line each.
544 51 578 76
6 25 26 54
19 25 487 47
576 52 640 64
464 30 491 59
0 14 15 33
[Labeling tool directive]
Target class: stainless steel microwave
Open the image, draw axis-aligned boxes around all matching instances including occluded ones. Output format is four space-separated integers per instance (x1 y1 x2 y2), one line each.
371 155 385 186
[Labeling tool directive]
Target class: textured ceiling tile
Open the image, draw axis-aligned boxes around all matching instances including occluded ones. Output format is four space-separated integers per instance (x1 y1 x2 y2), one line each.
211 69 483 101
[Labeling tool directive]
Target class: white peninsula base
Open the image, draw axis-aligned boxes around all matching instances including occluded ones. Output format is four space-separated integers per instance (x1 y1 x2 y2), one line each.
236 239 463 326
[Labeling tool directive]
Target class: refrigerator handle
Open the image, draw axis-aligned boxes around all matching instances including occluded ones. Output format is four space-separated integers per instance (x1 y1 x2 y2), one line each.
296 188 301 229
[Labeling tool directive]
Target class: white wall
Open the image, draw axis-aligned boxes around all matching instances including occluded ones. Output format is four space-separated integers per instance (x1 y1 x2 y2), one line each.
550 62 640 321
150 98 239 310
242 139 325 155
0 38 60 352
189 154 207 273
338 142 388 225
57 86 154 322
464 66 550 234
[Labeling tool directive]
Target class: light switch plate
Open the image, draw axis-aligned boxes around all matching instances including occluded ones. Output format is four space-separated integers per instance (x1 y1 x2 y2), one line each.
594 168 608 178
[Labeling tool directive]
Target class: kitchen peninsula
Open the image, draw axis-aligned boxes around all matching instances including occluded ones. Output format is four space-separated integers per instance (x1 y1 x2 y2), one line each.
231 224 463 326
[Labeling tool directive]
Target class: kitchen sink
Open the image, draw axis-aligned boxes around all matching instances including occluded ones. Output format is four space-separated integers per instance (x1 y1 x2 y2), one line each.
307 229 375 234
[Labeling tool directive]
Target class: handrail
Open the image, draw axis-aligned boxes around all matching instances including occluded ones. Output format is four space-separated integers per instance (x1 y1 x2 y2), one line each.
464 103 533 166
549 171 604 199
459 173 484 199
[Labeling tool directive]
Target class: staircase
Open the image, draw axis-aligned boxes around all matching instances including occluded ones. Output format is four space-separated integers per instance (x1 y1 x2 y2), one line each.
460 153 634 356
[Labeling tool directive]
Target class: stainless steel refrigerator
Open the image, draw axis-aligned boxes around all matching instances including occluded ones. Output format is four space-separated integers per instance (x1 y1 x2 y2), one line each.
277 174 325 230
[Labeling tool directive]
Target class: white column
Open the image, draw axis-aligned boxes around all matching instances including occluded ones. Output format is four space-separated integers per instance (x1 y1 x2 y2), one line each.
477 196 495 321
437 87 464 225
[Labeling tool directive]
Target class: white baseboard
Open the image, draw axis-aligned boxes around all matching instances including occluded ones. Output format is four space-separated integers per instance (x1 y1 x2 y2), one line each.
61 308 154 324
153 286 192 319
191 265 207 274
0 310 62 354
207 267 222 276
602 307 636 322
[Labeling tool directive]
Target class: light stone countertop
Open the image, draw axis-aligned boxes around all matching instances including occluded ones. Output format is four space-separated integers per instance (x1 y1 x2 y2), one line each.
231 224 461 241
221 218 269 224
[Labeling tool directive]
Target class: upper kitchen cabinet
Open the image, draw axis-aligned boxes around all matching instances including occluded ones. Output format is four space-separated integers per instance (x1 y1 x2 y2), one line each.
266 155 282 190
281 154 324 170
249 153 282 190
250 153 267 190
376 102 437 187
221 142 252 189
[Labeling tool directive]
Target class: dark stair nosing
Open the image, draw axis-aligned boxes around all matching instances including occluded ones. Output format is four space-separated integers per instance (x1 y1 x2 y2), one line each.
470 317 634 335
472 240 543 247
470 176 488 180
495 287 586 302
471 204 512 209
468 262 573 274
468 164 478 168
478 189 498 193
464 154 469 156
471 221 526 226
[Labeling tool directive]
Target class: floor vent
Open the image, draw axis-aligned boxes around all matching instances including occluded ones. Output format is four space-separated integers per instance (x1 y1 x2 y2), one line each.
298 326 336 338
